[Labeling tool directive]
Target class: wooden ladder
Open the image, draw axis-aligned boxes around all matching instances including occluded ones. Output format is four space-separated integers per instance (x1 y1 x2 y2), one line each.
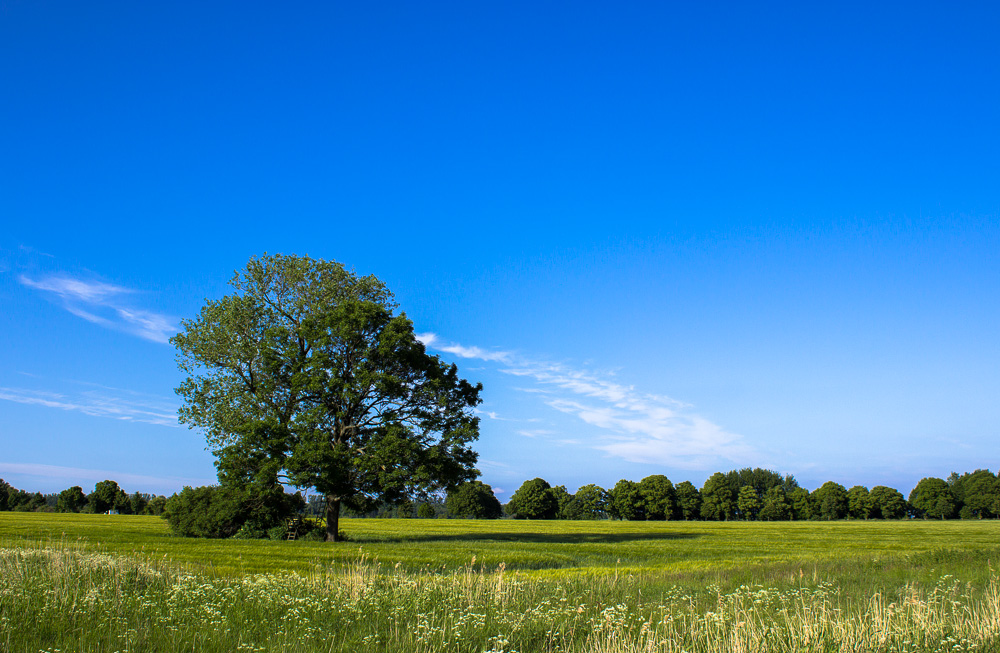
286 516 302 541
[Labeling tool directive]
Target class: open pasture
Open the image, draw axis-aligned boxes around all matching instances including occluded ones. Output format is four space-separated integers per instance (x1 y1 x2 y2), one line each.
4 514 1000 652
2 512 998 581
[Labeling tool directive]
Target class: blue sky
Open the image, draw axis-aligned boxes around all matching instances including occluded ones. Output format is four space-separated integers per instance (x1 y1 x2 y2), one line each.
2 1 998 498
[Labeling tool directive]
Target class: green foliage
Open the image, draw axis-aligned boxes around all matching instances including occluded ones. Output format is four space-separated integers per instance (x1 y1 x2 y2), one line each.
727 468 790 497
446 481 502 519
549 485 575 520
89 480 129 514
163 486 247 538
243 485 305 535
910 478 956 519
674 481 702 521
171 254 482 541
847 485 872 519
870 486 907 520
736 486 761 521
416 502 436 519
758 486 790 521
129 492 149 516
162 484 302 539
700 473 735 521
507 478 557 519
561 484 607 520
608 479 645 521
10 491 46 512
787 487 813 520
56 486 87 513
962 470 999 519
637 475 677 520
143 496 167 516
812 481 848 520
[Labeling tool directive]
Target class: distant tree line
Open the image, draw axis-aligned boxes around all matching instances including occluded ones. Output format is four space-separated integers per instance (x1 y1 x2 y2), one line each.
0 479 167 516
251 468 1000 523
298 468 1000 522
494 469 1000 521
5 467 998 540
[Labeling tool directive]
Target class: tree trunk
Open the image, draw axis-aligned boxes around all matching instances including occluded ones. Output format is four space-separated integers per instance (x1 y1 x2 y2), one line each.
325 495 342 542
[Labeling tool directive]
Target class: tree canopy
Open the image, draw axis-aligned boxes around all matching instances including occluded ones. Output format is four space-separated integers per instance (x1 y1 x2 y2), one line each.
506 478 558 519
171 254 483 541
446 481 502 519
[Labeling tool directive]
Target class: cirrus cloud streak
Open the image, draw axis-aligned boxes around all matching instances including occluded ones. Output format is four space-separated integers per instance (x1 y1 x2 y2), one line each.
19 274 177 343
418 333 753 470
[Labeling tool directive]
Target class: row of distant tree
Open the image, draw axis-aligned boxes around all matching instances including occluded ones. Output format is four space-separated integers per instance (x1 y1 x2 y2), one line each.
498 468 1000 521
4 467 998 527
301 468 1000 522
0 479 167 516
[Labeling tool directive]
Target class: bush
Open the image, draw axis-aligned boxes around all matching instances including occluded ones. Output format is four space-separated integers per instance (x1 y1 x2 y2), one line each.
163 486 247 538
164 483 306 539
267 525 288 541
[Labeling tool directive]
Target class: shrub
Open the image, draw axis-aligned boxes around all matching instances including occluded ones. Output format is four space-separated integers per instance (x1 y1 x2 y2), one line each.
163 486 247 538
164 484 305 539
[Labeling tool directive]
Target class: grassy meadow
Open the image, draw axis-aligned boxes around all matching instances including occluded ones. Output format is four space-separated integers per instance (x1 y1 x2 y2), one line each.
2 513 1000 652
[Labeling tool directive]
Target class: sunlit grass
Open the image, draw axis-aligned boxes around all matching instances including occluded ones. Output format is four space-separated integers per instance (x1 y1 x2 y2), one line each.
3 539 1000 652
2 512 998 579
3 514 1000 651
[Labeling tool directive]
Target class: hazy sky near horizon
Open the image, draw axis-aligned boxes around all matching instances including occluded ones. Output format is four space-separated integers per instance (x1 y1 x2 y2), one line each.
2 1 998 498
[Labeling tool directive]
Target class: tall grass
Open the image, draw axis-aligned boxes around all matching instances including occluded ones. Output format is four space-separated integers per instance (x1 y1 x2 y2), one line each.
3 541 1000 652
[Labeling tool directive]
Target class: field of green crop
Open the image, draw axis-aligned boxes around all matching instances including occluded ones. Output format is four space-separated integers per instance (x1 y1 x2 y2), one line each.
2 514 1000 652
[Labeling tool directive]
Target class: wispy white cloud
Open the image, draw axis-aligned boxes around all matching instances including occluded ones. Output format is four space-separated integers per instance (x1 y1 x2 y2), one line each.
416 333 512 362
516 429 555 438
422 336 754 470
475 459 519 480
19 274 176 343
18 244 55 258
475 408 514 421
0 462 212 492
0 386 178 427
20 276 131 303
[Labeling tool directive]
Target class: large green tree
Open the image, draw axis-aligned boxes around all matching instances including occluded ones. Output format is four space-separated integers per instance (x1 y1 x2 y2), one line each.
562 484 608 520
812 481 848 520
172 254 483 541
674 481 701 521
847 485 872 520
784 487 811 520
961 470 999 519
909 477 955 519
89 480 128 514
56 486 87 513
869 485 906 519
700 473 735 521
446 481 502 519
608 479 645 521
758 486 790 521
506 478 558 519
637 475 677 520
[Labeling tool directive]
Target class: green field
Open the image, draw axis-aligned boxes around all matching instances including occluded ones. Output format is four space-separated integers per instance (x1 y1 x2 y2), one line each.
3 512 999 578
3 514 1000 652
